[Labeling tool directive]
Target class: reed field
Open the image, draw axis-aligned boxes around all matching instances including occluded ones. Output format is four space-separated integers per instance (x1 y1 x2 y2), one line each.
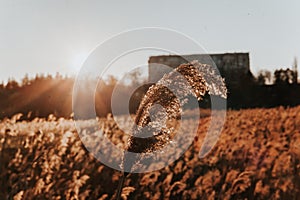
1 106 300 199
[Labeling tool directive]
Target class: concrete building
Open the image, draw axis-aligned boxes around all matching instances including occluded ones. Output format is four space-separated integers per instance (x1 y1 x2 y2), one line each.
148 52 254 87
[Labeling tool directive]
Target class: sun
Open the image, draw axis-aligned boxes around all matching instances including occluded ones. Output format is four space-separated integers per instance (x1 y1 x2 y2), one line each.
69 52 89 72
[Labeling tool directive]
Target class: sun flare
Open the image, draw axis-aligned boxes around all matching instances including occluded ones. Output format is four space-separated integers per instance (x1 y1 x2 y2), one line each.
69 52 89 72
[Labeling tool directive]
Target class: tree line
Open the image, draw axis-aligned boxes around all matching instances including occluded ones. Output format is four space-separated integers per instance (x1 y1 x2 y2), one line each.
0 67 299 120
0 72 148 120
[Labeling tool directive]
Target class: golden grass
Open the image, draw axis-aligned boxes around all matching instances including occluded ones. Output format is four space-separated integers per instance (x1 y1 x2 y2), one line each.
0 106 299 199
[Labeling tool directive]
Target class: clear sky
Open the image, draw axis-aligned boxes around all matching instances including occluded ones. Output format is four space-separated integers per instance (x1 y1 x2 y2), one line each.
0 0 299 83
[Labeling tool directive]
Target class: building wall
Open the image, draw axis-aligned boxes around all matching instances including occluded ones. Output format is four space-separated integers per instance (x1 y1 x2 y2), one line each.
148 53 253 87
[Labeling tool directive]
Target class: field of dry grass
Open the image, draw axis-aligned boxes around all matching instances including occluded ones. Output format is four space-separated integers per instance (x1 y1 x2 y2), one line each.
1 106 300 199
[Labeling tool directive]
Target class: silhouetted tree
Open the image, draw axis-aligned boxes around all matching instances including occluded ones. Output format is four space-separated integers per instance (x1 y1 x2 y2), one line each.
6 78 19 90
257 70 271 85
293 57 298 84
274 68 295 85
22 74 29 86
55 72 62 80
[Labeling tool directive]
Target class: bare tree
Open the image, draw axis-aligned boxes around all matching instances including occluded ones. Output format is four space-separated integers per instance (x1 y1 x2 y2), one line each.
257 70 271 85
